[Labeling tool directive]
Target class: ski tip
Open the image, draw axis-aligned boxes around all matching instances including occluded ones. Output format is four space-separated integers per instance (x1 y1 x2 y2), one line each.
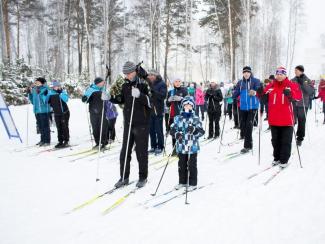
150 193 156 196
96 178 100 182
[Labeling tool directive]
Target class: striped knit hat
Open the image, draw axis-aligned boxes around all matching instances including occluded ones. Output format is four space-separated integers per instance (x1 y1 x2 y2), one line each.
276 66 287 76
122 61 137 74
181 96 195 110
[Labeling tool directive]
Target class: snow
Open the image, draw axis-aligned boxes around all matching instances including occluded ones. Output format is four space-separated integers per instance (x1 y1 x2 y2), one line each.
1 99 325 244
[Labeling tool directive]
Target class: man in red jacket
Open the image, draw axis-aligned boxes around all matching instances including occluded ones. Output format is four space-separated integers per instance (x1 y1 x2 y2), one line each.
258 67 302 168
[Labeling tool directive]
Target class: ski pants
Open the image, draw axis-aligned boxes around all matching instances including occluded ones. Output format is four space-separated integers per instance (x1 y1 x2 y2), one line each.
36 113 51 143
90 112 108 146
271 126 293 164
294 106 308 141
119 124 149 180
178 153 198 186
208 112 221 138
195 105 205 120
54 111 70 143
107 118 116 141
149 114 164 150
240 110 256 149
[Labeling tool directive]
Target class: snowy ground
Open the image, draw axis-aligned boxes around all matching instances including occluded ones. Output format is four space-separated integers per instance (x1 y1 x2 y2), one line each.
1 99 325 244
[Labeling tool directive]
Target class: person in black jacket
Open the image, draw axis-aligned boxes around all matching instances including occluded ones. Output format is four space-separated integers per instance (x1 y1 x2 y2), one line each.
147 70 167 155
205 81 223 139
166 78 188 155
46 81 70 148
110 61 152 188
82 77 109 149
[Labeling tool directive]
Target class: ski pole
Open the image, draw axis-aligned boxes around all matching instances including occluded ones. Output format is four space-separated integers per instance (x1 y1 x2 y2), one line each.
258 110 262 165
185 133 193 205
204 99 209 139
163 107 171 156
95 65 111 182
218 113 227 153
85 103 94 147
122 96 136 182
151 143 177 196
290 103 303 168
26 102 29 146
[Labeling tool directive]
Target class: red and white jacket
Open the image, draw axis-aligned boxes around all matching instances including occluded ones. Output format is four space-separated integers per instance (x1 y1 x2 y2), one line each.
264 78 302 126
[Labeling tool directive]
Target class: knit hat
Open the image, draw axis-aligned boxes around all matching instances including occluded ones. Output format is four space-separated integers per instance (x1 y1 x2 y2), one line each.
181 96 195 110
94 77 104 85
243 66 252 73
35 77 47 84
52 80 61 87
295 65 304 73
122 61 137 74
276 66 287 76
148 69 159 76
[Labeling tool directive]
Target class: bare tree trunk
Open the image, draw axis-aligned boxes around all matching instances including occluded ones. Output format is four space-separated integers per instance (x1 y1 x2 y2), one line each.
16 1 20 58
228 0 234 80
0 0 5 62
67 0 71 74
163 0 171 83
2 0 10 62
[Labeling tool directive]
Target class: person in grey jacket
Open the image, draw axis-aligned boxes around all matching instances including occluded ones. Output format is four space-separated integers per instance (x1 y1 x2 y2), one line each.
291 65 314 146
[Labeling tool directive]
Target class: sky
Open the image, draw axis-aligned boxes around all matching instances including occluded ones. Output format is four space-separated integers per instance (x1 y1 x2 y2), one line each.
294 0 325 78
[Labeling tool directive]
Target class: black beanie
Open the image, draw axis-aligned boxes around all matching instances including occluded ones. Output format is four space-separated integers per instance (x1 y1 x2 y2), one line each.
243 66 252 73
269 75 275 80
94 77 104 85
295 65 304 73
36 77 47 84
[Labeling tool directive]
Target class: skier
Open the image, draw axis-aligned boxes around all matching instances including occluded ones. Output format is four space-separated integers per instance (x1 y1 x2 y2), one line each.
169 97 205 190
105 99 118 144
82 77 109 149
188 82 196 98
232 80 240 129
110 61 152 188
233 66 261 153
205 81 223 139
291 65 314 146
46 80 70 148
147 69 167 155
258 67 301 168
315 76 325 124
224 85 234 120
195 84 205 121
166 78 188 155
27 77 51 146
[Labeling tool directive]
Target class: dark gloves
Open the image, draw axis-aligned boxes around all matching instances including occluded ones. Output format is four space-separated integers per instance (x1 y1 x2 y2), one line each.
257 86 264 96
283 87 292 97
43 90 48 96
56 89 62 94
136 64 148 80
186 124 195 134
81 95 88 103
175 132 183 143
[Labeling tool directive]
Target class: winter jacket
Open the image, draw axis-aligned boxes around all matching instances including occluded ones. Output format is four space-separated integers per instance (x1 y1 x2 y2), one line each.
110 76 152 126
46 89 69 115
149 77 167 116
291 74 314 108
263 78 302 126
28 85 51 114
318 80 325 102
225 88 234 104
195 88 205 105
232 76 261 110
170 112 205 154
82 84 105 115
188 87 196 98
205 87 223 114
105 100 118 120
166 86 188 118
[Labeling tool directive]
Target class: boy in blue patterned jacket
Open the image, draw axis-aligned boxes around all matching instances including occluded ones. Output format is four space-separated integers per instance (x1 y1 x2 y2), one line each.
170 97 205 190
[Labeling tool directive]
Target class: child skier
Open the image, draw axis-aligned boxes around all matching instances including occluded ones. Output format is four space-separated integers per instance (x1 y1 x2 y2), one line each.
46 80 70 148
105 99 118 143
27 77 51 146
170 97 205 190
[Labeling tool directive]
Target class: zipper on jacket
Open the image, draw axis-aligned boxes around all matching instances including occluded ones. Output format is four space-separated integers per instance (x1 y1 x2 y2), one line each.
273 93 277 105
282 94 284 105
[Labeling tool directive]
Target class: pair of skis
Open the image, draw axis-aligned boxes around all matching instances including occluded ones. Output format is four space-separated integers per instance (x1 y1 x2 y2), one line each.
247 164 289 185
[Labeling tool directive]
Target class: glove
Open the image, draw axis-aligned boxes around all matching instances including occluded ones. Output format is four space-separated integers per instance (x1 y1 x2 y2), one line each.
256 86 264 96
26 87 32 94
131 87 140 98
175 132 183 143
174 95 183 102
56 89 62 94
283 87 291 97
313 96 319 100
136 65 148 79
168 96 176 102
101 91 110 101
249 90 256 96
43 90 48 96
187 125 195 134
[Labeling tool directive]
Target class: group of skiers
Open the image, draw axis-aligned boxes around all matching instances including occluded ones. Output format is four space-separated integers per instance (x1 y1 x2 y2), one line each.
27 61 323 190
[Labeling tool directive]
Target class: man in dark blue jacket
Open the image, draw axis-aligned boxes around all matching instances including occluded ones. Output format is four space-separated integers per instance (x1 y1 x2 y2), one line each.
147 70 167 155
233 66 261 153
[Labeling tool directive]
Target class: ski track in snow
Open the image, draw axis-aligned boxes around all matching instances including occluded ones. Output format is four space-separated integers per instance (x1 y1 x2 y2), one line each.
0 99 325 244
